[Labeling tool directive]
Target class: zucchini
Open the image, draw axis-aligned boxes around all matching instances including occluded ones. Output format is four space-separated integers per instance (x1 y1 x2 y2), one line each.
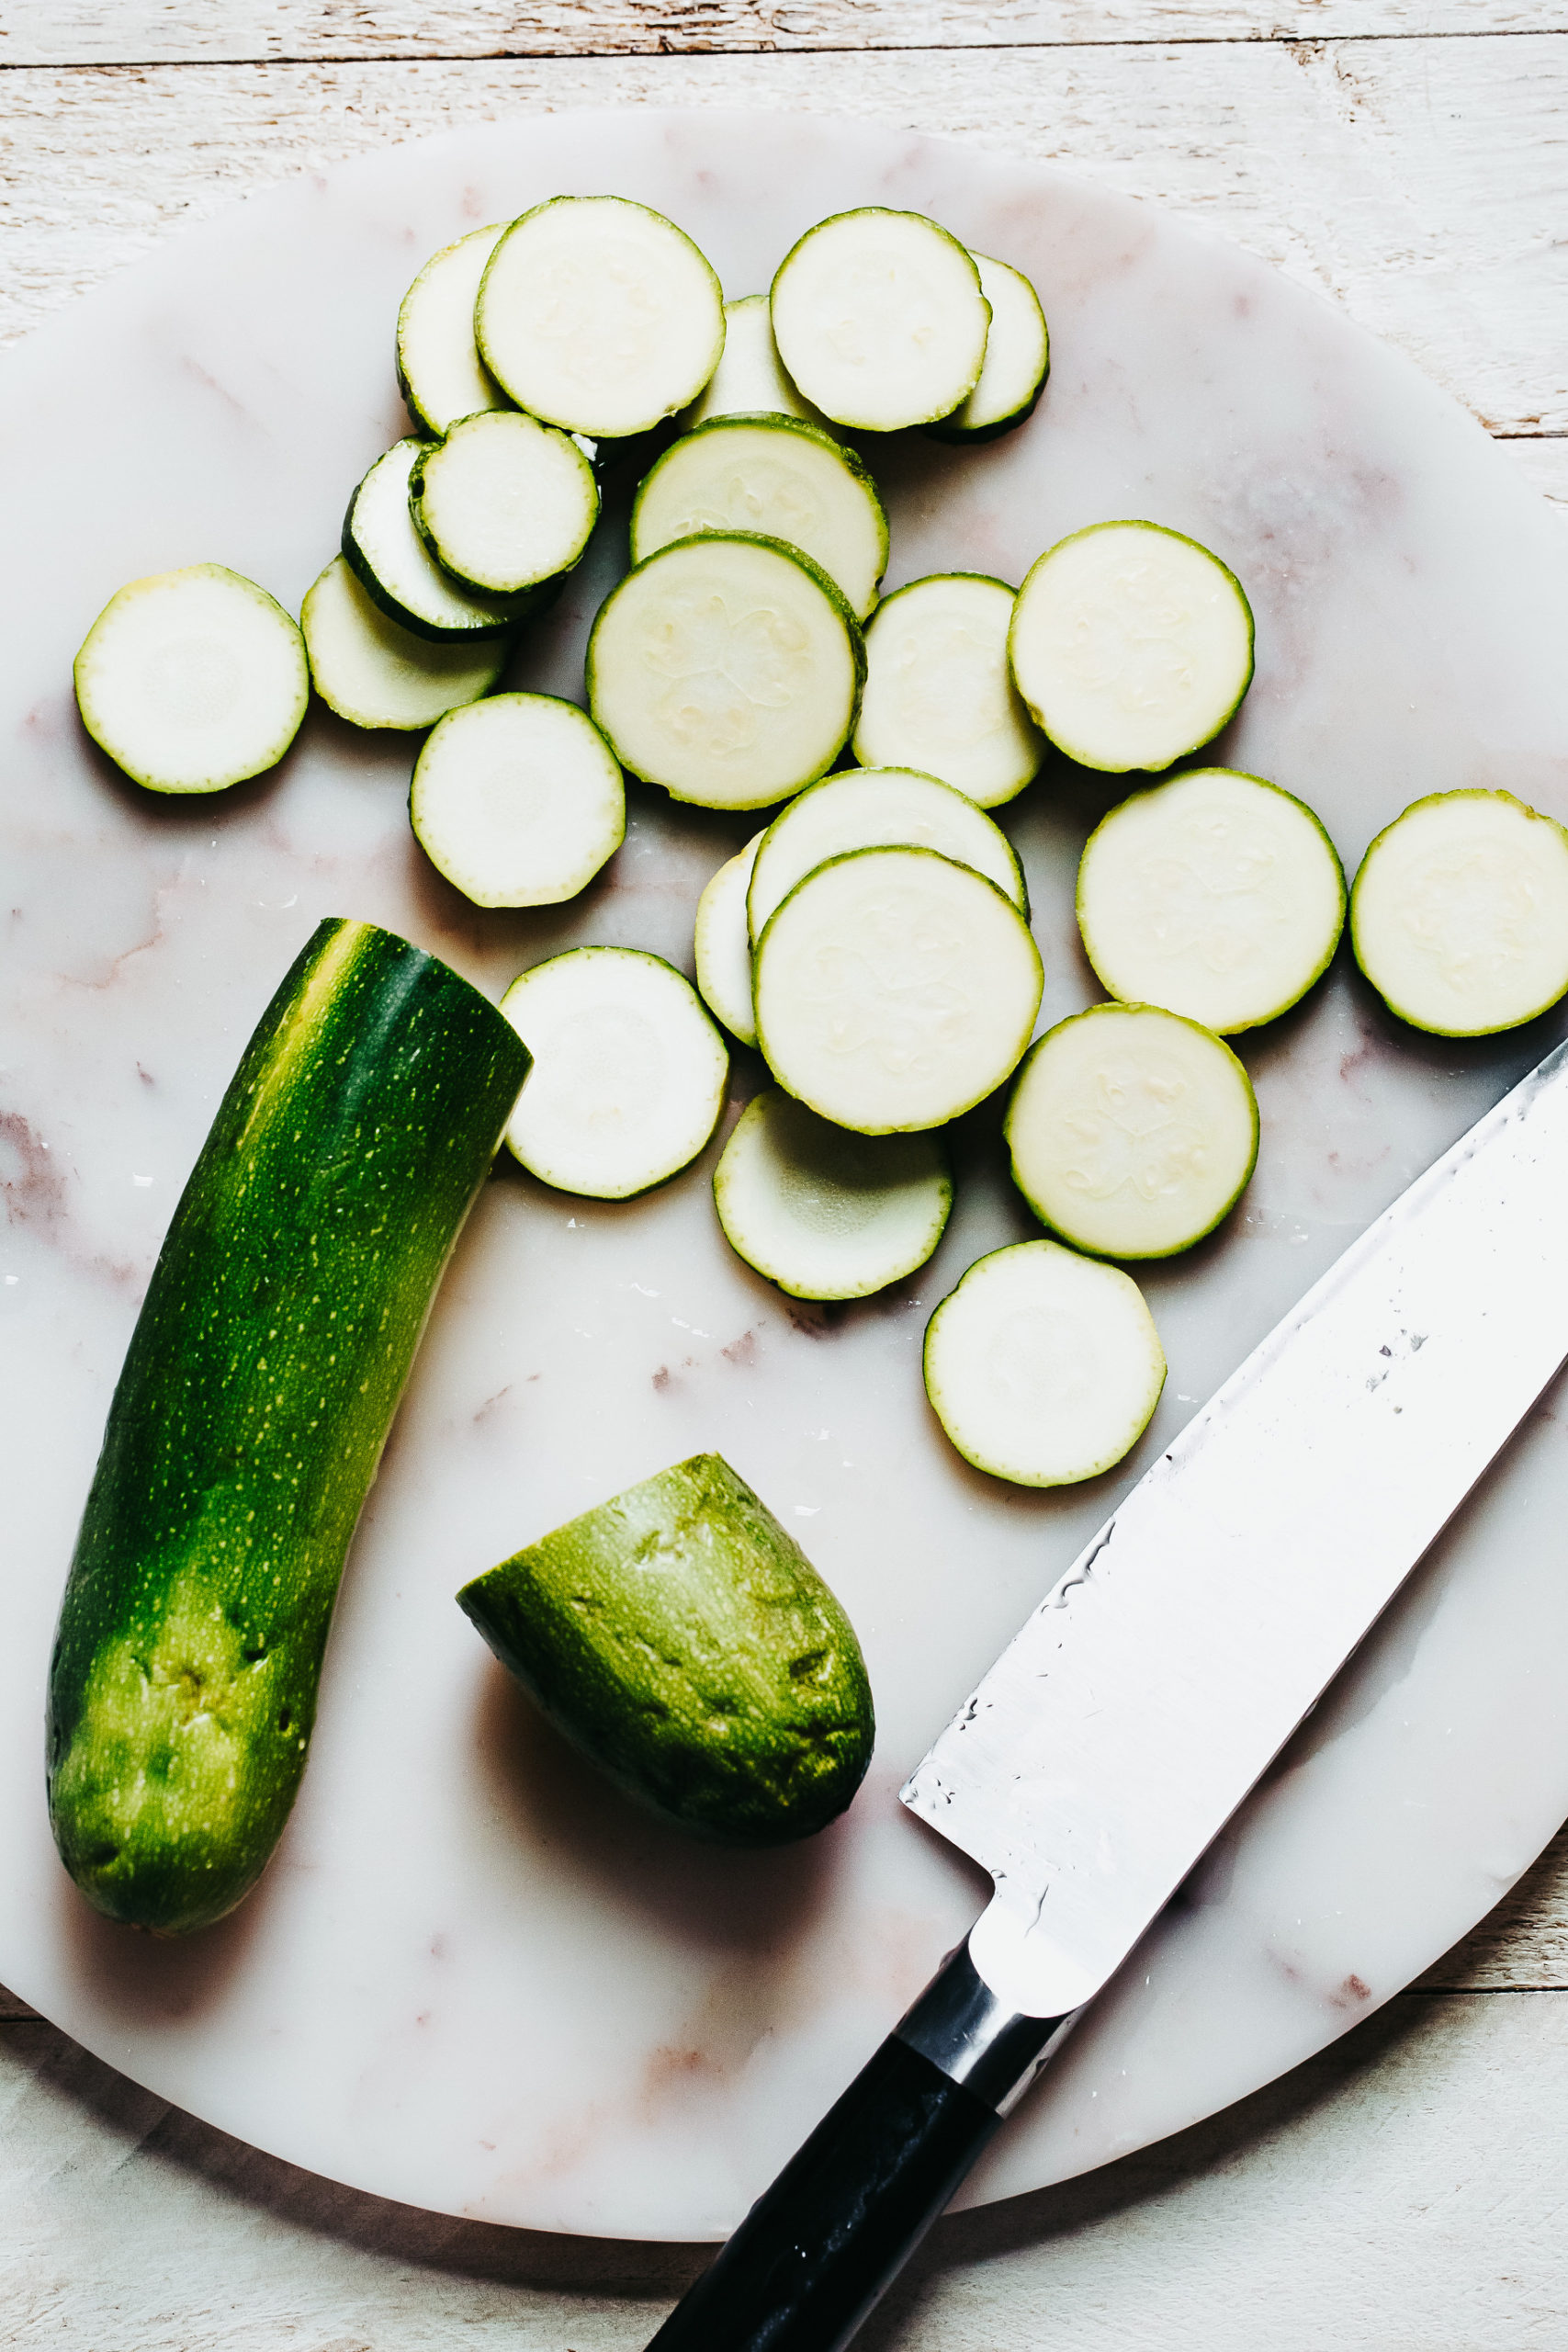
684 293 829 430
924 252 1048 445
714 1088 952 1301
694 831 765 1048
409 691 625 909
47 919 530 1935
770 208 990 432
299 554 509 733
397 222 512 437
851 573 1043 810
343 439 532 642
410 410 599 597
457 1453 874 1844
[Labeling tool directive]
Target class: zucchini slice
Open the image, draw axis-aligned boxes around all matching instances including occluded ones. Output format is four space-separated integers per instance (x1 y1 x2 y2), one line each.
694 831 764 1047
343 439 530 641
1006 1001 1258 1260
923 1239 1166 1487
410 692 625 909
1350 788 1568 1036
500 945 728 1198
770 208 990 432
747 763 1027 944
852 573 1043 809
73 563 308 795
476 195 725 439
715 1088 952 1301
1077 766 1347 1034
754 844 1043 1136
300 554 508 733
685 293 829 429
411 411 599 596
457 1453 874 1845
397 221 512 436
585 532 863 811
47 919 530 1934
1010 521 1255 774
630 415 887 621
924 252 1049 444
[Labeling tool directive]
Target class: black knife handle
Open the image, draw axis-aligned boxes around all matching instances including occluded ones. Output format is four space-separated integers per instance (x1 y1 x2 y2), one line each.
646 1940 1069 2352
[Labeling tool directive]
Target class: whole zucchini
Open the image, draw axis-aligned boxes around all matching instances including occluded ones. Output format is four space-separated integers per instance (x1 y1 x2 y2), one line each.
48 918 530 1934
457 1453 874 1845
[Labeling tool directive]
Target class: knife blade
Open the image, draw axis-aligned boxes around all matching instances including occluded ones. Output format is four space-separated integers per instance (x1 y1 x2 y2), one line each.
648 1037 1568 2352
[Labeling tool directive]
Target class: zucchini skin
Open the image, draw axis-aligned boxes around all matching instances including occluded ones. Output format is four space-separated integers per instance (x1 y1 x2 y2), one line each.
458 1453 874 1846
47 919 530 1935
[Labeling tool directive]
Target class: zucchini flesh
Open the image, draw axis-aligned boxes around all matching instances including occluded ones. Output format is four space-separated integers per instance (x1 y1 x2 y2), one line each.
770 209 989 432
47 920 530 1934
694 831 764 1047
300 555 508 733
747 763 1028 944
397 222 512 436
411 411 599 596
685 294 828 430
343 439 527 642
924 253 1048 444
410 691 625 910
852 573 1043 809
714 1088 952 1301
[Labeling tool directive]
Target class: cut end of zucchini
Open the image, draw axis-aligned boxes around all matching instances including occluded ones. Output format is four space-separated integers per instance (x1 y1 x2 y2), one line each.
73 563 308 794
412 410 599 596
1077 766 1346 1033
411 693 625 908
476 195 725 439
771 208 990 433
397 221 513 435
852 574 1043 809
1010 521 1255 775
694 831 763 1047
344 438 526 641
715 1088 952 1300
685 294 829 430
501 945 729 1197
1006 1001 1258 1260
1350 788 1568 1036
301 555 508 732
924 253 1048 445
924 1238 1166 1487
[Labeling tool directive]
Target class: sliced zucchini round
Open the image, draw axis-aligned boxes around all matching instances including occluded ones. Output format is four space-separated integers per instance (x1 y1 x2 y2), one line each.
1010 521 1255 775
397 221 512 436
925 253 1048 445
685 293 829 430
923 1238 1166 1487
754 844 1043 1136
300 555 508 733
1007 1001 1258 1260
1349 788 1568 1037
476 196 725 439
852 574 1043 809
411 411 599 596
715 1088 952 1301
770 208 990 432
585 532 863 810
500 946 728 1198
630 416 887 621
410 693 625 909
343 439 530 641
747 763 1027 944
694 831 764 1047
1077 767 1347 1034
73 562 308 795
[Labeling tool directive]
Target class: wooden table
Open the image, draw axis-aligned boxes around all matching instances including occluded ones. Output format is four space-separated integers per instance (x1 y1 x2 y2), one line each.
4 6 1567 2344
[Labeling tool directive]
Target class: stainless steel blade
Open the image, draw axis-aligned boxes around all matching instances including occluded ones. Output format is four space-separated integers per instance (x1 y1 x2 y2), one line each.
902 1040 1568 2021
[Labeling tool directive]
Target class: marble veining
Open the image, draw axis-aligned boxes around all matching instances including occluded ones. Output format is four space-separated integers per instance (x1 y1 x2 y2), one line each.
2 110 1567 2237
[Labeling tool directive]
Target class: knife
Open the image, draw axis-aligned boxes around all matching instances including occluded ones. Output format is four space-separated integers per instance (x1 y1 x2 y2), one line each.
647 1035 1568 2352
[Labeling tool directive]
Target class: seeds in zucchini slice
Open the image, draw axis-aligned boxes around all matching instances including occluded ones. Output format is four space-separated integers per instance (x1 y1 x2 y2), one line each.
397 221 512 436
1350 788 1568 1037
685 293 829 430
457 1453 874 1845
852 574 1043 809
631 415 887 620
747 763 1027 944
1077 767 1346 1034
300 555 508 732
1006 1001 1258 1260
771 208 990 432
501 945 728 1198
924 1238 1166 1487
344 439 530 641
754 844 1042 1136
694 831 764 1047
715 1088 952 1301
1010 521 1254 775
411 411 599 596
73 563 308 796
924 253 1048 444
476 195 725 439
411 693 625 909
586 532 863 810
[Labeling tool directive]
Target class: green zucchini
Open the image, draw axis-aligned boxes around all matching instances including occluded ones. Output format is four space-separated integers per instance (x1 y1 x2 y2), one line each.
47 919 530 1935
457 1453 874 1845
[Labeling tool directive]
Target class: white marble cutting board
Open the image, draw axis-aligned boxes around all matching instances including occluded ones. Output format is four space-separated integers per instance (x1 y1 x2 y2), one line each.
4 109 1568 2241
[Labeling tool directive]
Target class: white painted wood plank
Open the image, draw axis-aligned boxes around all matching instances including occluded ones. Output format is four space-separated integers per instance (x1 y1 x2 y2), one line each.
2 0 1562 64
2 40 1566 439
